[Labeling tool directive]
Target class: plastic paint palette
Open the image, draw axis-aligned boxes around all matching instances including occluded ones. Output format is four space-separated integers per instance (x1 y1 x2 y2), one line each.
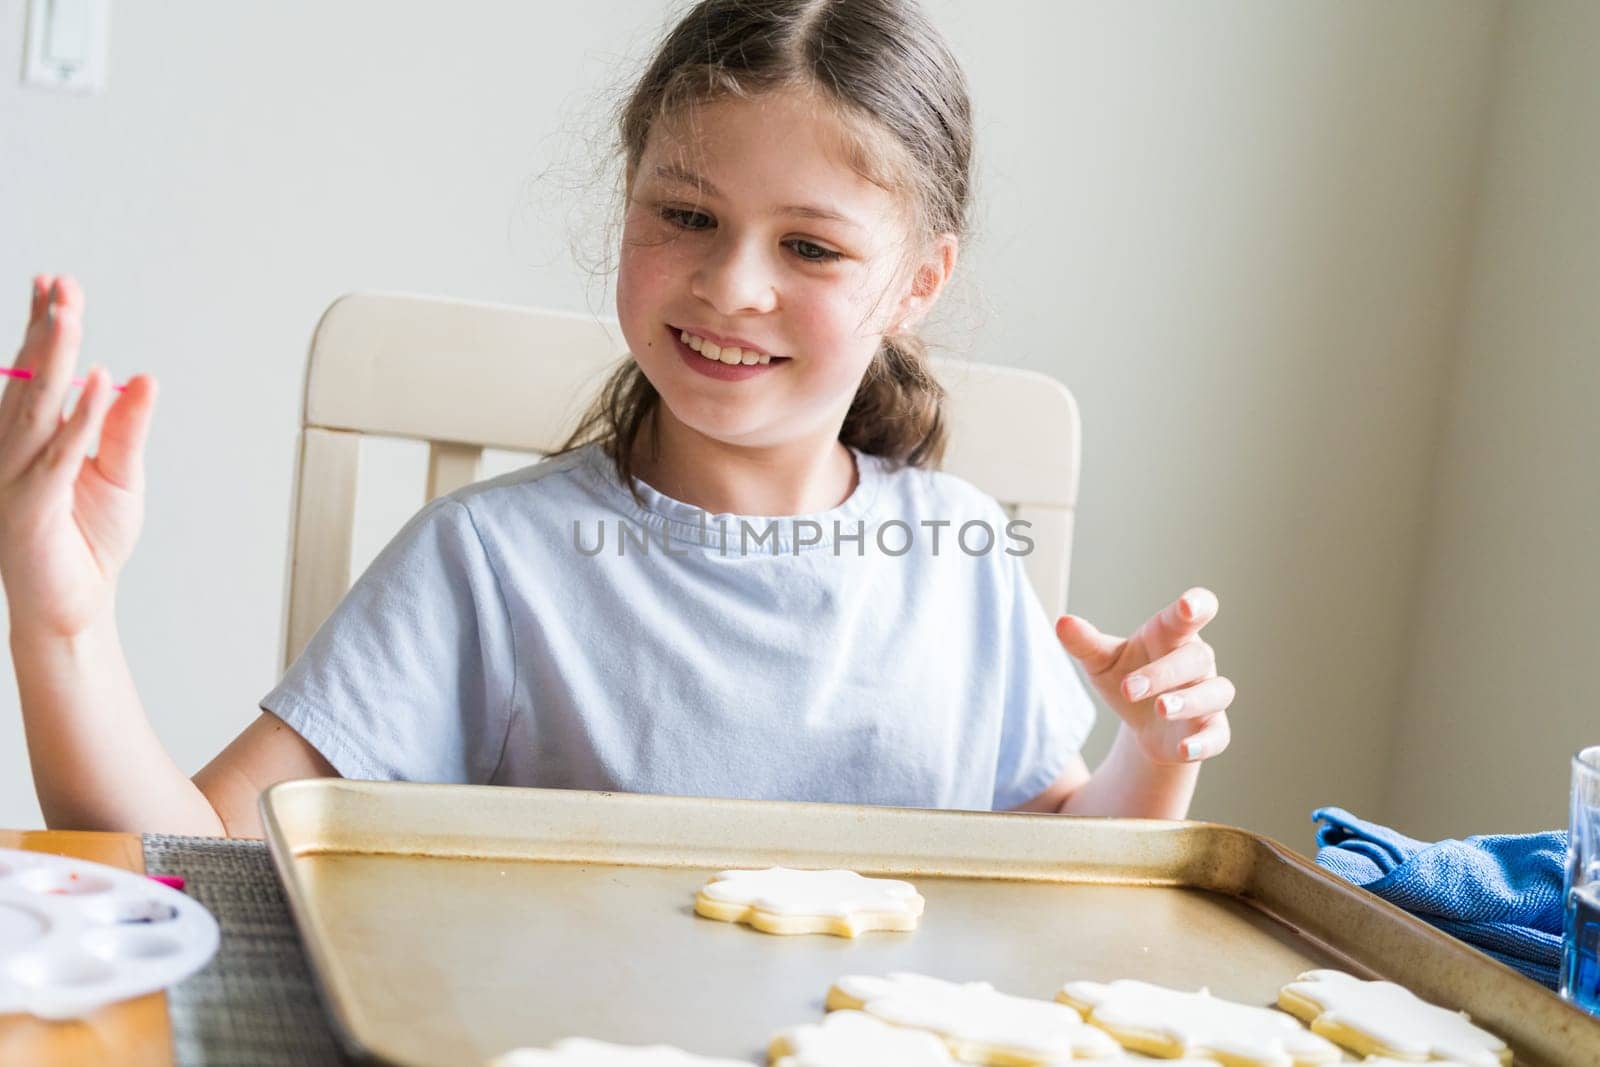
0 847 219 1019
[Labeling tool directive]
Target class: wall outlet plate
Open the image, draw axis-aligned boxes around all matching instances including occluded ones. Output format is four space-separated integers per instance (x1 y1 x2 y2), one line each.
23 0 110 94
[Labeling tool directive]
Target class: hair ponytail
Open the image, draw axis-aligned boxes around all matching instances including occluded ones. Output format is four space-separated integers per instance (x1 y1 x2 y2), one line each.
839 331 947 468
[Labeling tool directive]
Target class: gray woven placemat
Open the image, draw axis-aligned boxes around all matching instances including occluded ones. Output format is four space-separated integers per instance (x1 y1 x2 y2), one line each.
142 834 352 1066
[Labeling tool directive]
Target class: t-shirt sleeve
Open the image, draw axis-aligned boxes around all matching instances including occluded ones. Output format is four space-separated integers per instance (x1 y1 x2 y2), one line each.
260 496 516 783
990 547 1097 810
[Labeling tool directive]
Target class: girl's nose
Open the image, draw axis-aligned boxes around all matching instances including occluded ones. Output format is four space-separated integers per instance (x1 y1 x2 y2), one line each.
690 238 777 316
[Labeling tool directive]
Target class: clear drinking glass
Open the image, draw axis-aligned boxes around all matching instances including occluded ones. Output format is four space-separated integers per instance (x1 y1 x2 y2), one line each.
1561 745 1600 1012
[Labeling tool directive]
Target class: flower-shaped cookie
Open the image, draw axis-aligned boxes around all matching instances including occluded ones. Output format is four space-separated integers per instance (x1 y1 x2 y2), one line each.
694 867 924 937
769 1009 953 1065
1058 978 1341 1066
488 1038 750 1066
1277 970 1511 1066
828 972 1119 1063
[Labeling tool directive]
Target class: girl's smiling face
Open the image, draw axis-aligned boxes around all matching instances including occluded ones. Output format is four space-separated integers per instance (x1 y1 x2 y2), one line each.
616 90 945 454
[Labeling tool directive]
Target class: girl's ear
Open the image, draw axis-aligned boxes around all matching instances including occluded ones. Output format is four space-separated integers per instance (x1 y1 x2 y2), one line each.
893 233 960 332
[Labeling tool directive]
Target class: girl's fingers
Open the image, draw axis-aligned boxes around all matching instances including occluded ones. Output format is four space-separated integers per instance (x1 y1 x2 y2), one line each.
1155 675 1237 721
1055 614 1124 675
26 275 53 334
1121 638 1216 702
1136 587 1219 658
54 276 84 316
13 273 56 347
1 278 57 439
0 289 83 483
30 365 114 490
1179 713 1231 762
92 373 158 491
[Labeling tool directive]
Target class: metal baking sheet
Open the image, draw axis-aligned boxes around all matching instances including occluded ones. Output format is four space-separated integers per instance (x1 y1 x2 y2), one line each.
260 779 1600 1066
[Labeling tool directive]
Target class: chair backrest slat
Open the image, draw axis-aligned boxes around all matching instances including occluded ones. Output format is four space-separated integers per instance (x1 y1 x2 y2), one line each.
426 442 484 502
283 426 361 669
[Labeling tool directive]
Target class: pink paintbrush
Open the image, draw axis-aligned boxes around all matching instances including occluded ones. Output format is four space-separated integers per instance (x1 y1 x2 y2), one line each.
1 366 127 392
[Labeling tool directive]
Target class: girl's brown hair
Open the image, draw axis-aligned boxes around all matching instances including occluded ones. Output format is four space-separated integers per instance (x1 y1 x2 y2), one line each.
554 0 973 491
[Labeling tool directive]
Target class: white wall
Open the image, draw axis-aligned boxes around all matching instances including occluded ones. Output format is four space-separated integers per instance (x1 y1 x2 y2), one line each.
0 1 1532 851
1006 0 1503 842
1388 0 1600 839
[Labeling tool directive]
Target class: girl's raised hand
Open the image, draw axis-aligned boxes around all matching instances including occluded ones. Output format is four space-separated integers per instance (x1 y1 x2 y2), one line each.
1054 588 1235 765
0 275 159 641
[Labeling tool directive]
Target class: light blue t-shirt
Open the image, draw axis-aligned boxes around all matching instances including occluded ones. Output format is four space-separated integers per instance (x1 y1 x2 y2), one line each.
261 442 1095 811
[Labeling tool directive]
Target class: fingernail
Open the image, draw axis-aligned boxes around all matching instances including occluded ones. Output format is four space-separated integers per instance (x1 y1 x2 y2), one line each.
1161 695 1184 719
1184 738 1205 760
1125 675 1149 700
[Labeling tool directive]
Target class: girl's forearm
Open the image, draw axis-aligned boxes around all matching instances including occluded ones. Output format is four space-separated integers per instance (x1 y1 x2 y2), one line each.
12 610 224 835
1056 724 1200 819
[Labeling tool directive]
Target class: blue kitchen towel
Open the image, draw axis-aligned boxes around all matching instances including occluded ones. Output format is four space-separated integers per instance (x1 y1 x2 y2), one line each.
1311 806 1566 988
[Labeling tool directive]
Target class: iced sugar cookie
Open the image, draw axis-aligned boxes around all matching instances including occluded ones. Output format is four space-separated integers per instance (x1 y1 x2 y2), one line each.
769 1009 954 1065
828 972 1120 1062
694 867 924 937
1057 979 1341 1066
488 1038 751 1066
1276 970 1511 1066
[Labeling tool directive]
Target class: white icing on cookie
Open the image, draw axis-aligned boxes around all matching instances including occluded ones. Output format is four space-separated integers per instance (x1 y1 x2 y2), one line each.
1059 978 1342 1065
834 972 1120 1060
771 1009 954 1066
700 868 922 919
487 1038 751 1066
1279 970 1509 1066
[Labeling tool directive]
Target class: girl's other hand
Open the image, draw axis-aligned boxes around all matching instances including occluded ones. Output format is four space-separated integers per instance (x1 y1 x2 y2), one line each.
0 275 159 642
1055 588 1234 765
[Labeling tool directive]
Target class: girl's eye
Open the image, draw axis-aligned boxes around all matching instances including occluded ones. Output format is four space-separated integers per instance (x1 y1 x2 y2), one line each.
657 207 843 263
786 239 843 263
660 207 713 230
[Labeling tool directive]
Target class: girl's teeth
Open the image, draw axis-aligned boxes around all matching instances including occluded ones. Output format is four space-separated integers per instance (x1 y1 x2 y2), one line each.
678 329 779 367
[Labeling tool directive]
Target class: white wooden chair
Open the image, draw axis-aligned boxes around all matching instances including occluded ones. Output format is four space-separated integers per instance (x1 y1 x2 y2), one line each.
280 292 1081 670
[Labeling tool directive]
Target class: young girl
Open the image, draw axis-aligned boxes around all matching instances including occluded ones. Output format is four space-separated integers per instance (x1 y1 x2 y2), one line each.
1 0 1233 839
